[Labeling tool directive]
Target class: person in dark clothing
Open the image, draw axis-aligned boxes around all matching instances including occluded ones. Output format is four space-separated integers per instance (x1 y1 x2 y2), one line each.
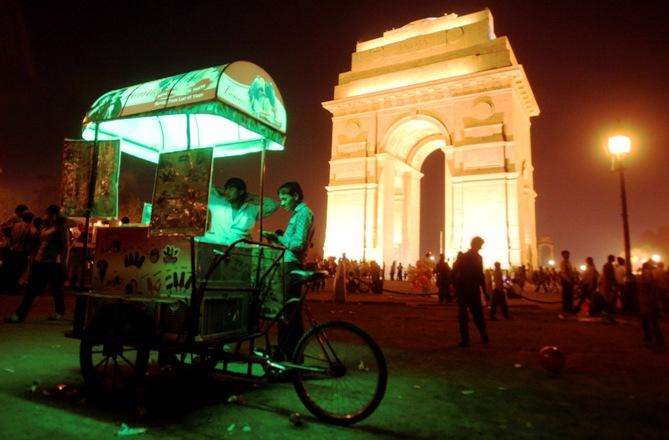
452 236 489 347
434 254 452 303
5 205 69 323
638 261 665 346
3 211 35 290
559 250 576 315
489 261 511 320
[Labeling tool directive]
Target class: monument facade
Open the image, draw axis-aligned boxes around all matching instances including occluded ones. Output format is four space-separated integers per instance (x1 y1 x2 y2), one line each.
322 9 539 268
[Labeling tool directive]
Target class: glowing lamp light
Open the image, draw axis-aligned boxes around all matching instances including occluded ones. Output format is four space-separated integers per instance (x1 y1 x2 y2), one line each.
579 264 587 271
651 254 661 263
608 135 631 158
548 259 555 267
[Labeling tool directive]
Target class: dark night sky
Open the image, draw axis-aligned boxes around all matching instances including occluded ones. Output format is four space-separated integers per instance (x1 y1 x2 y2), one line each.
2 0 668 265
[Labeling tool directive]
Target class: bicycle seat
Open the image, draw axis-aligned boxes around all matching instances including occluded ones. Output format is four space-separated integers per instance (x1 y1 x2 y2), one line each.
290 270 329 283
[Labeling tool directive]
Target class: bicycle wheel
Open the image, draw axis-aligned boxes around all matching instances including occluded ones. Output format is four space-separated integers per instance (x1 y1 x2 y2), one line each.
292 321 387 425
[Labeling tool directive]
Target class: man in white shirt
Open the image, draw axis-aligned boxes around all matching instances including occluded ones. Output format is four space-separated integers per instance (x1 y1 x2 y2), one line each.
200 177 279 245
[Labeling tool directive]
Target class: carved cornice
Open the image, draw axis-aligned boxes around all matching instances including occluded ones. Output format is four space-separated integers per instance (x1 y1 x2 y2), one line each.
322 65 539 118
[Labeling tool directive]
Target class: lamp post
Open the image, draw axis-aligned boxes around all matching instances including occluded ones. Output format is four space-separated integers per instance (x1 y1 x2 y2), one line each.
608 134 635 312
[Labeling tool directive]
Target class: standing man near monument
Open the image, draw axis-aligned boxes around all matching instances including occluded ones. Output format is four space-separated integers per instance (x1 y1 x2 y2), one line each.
452 236 489 347
434 254 452 303
559 250 576 317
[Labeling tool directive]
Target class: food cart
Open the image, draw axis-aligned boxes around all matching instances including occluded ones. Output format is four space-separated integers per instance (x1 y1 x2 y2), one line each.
63 62 387 425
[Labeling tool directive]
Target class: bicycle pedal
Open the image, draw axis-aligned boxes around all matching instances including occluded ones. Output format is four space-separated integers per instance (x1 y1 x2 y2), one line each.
252 349 270 359
266 359 287 371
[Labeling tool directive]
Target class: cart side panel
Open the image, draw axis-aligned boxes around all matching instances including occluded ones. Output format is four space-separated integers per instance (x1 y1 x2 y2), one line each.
93 226 192 299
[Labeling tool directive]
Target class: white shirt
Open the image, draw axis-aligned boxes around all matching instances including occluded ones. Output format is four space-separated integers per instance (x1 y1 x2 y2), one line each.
199 188 260 245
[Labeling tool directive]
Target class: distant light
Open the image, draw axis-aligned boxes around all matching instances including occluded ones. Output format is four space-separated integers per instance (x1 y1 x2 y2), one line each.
608 135 631 157
547 259 555 267
631 255 639 263
651 254 661 263
579 264 587 271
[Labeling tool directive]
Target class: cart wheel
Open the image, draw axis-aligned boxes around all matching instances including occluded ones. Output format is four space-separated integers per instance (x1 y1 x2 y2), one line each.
79 304 152 392
292 321 387 425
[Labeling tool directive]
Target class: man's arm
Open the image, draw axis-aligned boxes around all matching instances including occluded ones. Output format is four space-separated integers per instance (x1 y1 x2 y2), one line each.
246 194 280 218
278 208 313 252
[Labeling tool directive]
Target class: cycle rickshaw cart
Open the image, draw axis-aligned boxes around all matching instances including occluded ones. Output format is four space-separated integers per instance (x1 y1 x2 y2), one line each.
63 62 387 425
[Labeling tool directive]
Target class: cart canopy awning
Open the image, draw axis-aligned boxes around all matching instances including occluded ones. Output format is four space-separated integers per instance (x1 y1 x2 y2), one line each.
81 61 287 163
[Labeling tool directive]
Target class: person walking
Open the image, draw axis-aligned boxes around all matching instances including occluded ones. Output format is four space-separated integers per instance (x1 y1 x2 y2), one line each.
389 260 396 281
397 263 404 281
559 250 576 316
5 205 69 323
534 267 549 293
452 236 489 347
489 261 511 320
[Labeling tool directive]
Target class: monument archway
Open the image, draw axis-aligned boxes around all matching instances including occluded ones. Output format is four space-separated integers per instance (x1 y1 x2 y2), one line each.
322 9 540 268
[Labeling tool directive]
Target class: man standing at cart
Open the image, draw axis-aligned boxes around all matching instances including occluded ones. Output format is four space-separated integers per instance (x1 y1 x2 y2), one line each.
201 177 279 245
262 181 313 362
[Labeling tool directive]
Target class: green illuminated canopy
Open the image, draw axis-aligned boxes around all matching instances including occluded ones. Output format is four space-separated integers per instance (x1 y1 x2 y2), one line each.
82 61 287 163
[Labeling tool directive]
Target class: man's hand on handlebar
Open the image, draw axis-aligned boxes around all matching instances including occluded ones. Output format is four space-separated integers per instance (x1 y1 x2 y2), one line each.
261 230 279 243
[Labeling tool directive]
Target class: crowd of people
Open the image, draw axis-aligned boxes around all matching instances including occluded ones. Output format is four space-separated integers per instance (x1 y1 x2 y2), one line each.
2 197 666 347
1 203 69 322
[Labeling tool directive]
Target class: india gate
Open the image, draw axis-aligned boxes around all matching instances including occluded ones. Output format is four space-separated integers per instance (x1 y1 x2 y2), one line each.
322 9 539 268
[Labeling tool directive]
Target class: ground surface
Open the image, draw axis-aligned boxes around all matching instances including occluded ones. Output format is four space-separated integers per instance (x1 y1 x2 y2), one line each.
1 282 667 439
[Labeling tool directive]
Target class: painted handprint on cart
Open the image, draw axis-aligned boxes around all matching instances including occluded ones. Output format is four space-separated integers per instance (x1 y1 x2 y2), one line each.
166 271 192 293
124 251 146 268
163 245 179 264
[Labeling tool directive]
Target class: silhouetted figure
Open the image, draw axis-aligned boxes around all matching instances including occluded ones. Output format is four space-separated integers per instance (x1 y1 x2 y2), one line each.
638 261 664 346
559 250 576 315
5 205 69 323
434 254 452 303
489 261 511 320
576 257 598 314
452 236 489 347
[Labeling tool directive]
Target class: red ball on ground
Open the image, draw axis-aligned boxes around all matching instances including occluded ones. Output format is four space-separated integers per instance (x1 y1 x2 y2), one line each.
539 346 565 373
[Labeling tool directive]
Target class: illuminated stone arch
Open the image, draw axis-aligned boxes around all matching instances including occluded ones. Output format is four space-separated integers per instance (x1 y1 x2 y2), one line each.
322 9 540 268
537 236 556 267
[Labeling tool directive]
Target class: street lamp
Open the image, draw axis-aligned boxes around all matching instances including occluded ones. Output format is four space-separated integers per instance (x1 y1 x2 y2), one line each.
607 134 632 277
608 134 635 312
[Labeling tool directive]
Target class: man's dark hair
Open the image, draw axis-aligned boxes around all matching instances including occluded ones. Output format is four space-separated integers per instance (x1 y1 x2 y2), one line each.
607 254 615 262
46 204 61 217
224 177 247 193
278 181 303 201
21 211 34 223
15 204 28 215
561 250 570 258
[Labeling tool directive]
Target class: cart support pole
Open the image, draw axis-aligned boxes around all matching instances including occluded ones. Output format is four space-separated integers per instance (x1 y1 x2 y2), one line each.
258 139 267 240
186 115 198 318
73 124 99 334
79 123 99 292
